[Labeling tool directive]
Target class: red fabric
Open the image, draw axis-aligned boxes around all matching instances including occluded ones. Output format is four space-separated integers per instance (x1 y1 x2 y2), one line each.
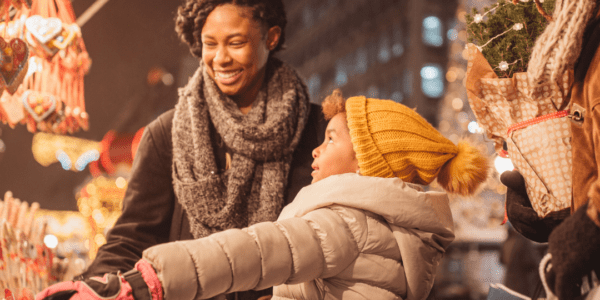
34 260 162 300
135 259 163 300
35 274 134 300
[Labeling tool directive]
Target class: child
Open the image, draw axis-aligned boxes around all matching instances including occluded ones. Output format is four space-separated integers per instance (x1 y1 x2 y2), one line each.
38 92 490 300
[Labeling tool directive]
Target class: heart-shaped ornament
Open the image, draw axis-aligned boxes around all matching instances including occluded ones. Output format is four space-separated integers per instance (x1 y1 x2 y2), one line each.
51 23 79 51
0 37 29 94
25 16 62 44
26 16 63 57
21 90 56 122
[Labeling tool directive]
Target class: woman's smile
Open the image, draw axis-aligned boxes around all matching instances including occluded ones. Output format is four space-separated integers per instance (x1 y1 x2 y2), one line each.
214 69 243 84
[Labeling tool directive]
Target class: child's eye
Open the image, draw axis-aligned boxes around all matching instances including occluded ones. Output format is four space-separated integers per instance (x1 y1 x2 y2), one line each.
327 137 333 144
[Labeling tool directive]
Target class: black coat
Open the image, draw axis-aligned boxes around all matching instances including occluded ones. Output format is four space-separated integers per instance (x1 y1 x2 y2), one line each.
82 103 326 298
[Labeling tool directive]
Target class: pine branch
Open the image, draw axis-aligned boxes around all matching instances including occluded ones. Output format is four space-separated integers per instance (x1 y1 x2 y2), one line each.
466 0 556 77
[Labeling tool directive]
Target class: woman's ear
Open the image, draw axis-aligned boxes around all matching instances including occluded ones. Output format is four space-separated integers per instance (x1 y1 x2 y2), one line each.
266 26 282 51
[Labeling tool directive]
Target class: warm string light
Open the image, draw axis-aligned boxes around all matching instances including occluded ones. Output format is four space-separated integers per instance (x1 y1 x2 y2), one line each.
468 1 531 72
496 59 521 71
472 2 503 23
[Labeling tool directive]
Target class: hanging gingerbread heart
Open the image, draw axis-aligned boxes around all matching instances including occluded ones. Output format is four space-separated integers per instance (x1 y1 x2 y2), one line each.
0 37 29 94
52 23 78 52
21 90 56 122
25 15 63 57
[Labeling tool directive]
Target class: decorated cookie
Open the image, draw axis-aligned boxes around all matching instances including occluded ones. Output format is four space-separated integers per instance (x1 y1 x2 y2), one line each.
25 16 62 57
21 91 57 122
0 37 29 94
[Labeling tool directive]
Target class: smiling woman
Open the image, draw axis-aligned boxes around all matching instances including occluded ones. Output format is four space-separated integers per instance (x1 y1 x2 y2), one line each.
36 1 328 300
200 4 282 113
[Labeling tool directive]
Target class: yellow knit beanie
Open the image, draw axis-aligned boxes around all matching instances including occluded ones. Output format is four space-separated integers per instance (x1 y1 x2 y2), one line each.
346 96 489 196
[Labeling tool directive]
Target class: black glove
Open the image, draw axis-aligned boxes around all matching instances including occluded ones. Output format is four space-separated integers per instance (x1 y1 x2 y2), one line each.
500 170 569 242
544 203 600 300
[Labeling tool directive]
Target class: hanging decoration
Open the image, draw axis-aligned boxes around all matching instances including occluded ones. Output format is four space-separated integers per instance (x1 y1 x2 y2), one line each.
0 191 90 299
0 191 49 299
0 37 28 94
31 131 101 171
0 0 91 134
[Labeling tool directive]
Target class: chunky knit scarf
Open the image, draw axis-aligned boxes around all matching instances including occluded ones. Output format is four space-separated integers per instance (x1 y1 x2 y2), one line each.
527 0 597 86
172 58 309 239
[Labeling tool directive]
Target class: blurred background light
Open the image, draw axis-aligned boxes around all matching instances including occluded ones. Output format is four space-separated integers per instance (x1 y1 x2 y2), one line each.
494 156 515 175
423 16 443 47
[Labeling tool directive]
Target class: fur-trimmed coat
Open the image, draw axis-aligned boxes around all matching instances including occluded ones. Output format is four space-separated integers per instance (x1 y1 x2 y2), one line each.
143 174 455 300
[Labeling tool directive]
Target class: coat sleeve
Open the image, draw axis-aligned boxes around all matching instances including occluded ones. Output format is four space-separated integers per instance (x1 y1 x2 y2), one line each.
81 111 176 277
582 47 600 227
142 205 365 300
586 106 600 227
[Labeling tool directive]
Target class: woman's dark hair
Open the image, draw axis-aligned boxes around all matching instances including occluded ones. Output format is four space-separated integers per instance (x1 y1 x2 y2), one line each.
175 0 287 58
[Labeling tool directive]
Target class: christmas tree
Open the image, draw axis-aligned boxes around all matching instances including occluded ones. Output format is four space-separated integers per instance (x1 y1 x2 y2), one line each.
466 0 556 78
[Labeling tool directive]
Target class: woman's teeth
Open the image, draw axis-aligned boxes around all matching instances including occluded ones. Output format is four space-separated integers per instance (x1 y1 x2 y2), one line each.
216 70 242 79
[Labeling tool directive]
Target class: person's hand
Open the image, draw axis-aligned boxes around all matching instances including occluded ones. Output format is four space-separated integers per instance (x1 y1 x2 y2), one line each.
544 203 600 299
500 170 568 242
36 259 163 300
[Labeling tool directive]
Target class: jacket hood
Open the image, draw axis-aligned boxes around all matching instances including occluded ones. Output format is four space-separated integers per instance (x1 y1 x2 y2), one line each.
279 173 455 251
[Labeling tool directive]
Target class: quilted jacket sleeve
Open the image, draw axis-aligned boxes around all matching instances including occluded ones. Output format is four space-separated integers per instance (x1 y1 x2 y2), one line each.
142 206 364 300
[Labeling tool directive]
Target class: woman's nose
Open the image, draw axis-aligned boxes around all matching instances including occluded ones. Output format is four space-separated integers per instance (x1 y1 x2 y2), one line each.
215 48 231 64
312 148 317 158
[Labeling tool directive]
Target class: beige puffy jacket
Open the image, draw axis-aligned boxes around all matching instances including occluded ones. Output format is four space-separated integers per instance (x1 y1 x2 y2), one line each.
142 174 455 300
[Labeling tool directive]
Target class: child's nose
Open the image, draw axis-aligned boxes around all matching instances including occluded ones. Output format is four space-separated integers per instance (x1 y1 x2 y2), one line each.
312 148 318 158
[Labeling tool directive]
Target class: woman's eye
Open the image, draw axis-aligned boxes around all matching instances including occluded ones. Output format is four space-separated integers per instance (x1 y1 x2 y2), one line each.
327 137 333 144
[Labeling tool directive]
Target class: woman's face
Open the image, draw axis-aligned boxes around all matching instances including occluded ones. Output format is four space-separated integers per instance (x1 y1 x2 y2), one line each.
201 4 280 110
311 113 359 184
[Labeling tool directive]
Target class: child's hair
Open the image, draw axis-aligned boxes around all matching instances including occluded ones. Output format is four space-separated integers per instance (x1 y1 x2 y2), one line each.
321 89 346 120
322 90 490 196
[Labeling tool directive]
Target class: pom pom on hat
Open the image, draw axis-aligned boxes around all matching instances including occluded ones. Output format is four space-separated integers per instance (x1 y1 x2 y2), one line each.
437 141 490 196
345 96 490 196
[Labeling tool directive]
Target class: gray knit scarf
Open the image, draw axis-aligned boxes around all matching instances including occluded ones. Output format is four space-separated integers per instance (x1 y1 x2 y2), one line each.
172 58 309 239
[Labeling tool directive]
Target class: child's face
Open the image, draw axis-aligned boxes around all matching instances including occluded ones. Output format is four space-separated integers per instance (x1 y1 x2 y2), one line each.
311 113 359 184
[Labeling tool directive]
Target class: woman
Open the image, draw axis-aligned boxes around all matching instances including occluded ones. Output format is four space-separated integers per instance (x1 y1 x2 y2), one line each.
43 1 325 299
501 0 600 298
